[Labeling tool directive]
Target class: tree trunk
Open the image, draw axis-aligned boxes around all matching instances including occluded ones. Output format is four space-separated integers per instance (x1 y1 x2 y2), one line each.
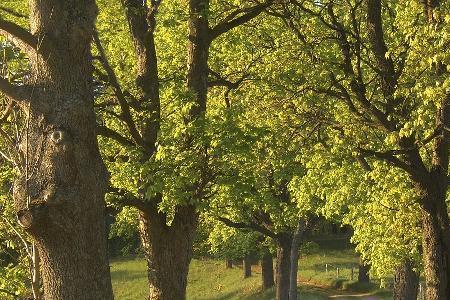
358 257 370 283
226 259 233 269
289 220 306 300
393 260 419 300
275 234 292 300
12 1 114 299
139 205 197 300
420 191 450 300
243 255 252 278
187 0 209 118
261 253 274 289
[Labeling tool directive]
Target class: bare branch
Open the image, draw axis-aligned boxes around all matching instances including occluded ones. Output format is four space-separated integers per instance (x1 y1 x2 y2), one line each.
108 187 152 214
217 216 278 239
355 155 372 171
209 1 274 40
93 30 145 148
358 147 416 175
0 6 27 19
0 18 52 56
97 125 135 147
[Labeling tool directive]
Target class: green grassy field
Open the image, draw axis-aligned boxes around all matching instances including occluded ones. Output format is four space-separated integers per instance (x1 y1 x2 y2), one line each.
111 245 392 300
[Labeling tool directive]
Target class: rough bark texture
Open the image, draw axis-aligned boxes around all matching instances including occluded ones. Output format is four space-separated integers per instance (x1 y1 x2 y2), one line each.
12 1 114 299
118 2 201 299
187 0 210 118
422 89 450 299
420 187 449 300
139 205 197 300
393 260 419 300
288 220 306 300
122 0 160 157
243 255 252 278
275 234 292 300
261 253 274 289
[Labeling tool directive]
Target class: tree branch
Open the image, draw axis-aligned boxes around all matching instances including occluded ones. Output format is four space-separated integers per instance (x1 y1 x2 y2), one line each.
358 147 416 176
209 1 274 40
325 4 396 132
0 76 30 102
366 0 398 113
122 0 161 156
97 125 135 147
0 6 27 19
93 30 145 148
0 18 52 56
108 187 151 214
217 216 278 239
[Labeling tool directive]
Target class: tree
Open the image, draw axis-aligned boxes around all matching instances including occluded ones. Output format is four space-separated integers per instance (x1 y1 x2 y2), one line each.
0 1 114 299
93 0 274 298
261 250 275 290
203 102 315 299
267 1 450 297
393 259 419 300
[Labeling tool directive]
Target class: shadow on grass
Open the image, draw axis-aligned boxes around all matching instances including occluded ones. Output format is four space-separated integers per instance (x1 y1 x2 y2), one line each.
110 269 146 282
213 286 330 300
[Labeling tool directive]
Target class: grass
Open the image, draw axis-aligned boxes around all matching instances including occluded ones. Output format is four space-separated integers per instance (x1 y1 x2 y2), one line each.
111 258 330 299
111 243 392 300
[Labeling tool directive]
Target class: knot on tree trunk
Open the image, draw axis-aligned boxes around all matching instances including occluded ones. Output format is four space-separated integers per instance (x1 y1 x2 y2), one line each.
16 203 47 230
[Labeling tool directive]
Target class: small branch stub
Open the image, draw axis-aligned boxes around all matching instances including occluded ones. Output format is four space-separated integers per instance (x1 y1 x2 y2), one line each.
17 209 33 229
16 203 47 230
50 130 64 144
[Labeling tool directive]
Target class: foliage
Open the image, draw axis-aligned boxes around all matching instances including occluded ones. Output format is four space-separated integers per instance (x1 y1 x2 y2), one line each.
0 167 29 299
207 220 263 260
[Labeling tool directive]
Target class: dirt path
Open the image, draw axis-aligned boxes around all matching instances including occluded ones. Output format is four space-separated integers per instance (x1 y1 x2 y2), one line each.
299 279 384 300
328 294 382 299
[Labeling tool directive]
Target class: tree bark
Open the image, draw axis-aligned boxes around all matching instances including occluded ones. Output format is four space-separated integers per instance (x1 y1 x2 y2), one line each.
226 259 233 269
139 205 197 300
358 257 370 283
187 0 210 118
289 220 306 300
12 1 114 299
243 255 252 278
393 260 419 300
261 252 274 289
275 234 292 300
420 188 450 300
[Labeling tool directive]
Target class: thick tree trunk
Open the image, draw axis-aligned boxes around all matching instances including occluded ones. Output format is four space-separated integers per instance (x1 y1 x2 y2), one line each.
139 205 197 300
358 257 370 283
420 192 449 300
393 260 419 300
243 255 252 278
261 253 274 289
12 1 114 299
275 235 292 300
